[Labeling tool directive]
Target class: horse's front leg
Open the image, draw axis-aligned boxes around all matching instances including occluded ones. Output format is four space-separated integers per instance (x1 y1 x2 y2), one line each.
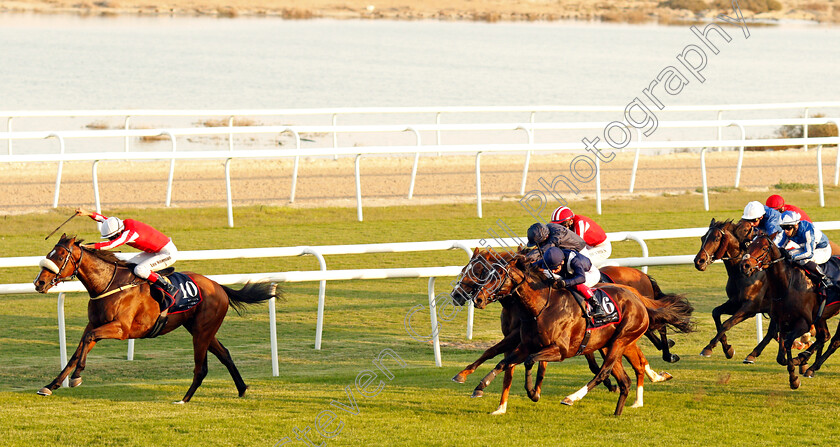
453 330 519 384
785 320 809 390
745 318 777 364
585 351 616 392
471 344 530 399
490 364 515 415
561 342 627 410
38 321 126 396
524 359 548 402
700 302 733 357
806 319 840 377
703 303 755 359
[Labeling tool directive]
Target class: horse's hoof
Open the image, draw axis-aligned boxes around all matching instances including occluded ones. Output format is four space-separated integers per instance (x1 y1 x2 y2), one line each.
660 371 673 381
173 400 185 405
667 339 676 349
69 377 82 388
723 346 735 359
452 373 467 384
700 348 713 357
790 377 801 390
804 369 815 378
743 356 756 364
630 402 643 408
667 354 680 363
490 403 507 415
471 390 484 398
37 388 52 396
561 397 574 406
527 392 540 402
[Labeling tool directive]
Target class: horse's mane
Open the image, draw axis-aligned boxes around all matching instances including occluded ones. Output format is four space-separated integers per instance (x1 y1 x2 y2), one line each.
58 235 130 267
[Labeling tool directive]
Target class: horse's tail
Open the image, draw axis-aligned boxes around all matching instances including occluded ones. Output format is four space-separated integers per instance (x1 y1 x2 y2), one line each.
645 273 664 300
638 292 695 334
222 282 283 315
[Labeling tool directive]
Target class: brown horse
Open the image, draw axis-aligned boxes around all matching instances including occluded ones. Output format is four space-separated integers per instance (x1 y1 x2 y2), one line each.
33 234 279 403
450 249 679 390
741 234 839 389
458 249 693 415
694 219 777 363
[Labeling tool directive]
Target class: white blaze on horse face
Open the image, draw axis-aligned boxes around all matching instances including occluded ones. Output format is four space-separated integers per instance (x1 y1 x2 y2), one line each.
39 258 60 274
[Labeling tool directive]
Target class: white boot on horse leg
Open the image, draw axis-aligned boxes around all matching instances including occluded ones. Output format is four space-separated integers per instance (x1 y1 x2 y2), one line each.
490 402 507 415
644 364 673 382
562 385 589 406
630 386 644 408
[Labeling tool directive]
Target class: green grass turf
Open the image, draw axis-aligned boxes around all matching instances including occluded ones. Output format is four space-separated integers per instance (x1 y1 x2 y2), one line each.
2 189 840 446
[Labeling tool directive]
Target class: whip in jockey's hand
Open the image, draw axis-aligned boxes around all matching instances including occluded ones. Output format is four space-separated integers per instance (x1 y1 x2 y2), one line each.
77 207 179 317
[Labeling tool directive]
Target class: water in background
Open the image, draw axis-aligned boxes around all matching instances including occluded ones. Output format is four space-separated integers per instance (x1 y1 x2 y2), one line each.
1 14 839 153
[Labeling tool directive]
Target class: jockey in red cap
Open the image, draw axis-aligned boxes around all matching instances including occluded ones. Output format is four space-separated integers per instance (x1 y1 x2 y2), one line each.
76 207 179 317
550 206 611 265
765 194 812 222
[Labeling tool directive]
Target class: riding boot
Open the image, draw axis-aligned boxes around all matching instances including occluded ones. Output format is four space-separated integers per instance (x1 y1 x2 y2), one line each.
587 296 607 319
151 276 177 318
803 261 833 291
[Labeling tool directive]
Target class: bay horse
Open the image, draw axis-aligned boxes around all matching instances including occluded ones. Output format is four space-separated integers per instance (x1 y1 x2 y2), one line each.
450 248 679 390
458 249 693 415
33 234 279 403
741 234 839 389
694 218 776 363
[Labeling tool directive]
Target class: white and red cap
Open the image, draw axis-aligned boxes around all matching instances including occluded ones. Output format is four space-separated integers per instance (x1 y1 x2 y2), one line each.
550 206 574 224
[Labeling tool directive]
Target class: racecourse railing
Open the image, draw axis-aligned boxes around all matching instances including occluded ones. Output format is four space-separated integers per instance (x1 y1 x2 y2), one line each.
3 222 840 373
4 102 840 153
1 117 839 223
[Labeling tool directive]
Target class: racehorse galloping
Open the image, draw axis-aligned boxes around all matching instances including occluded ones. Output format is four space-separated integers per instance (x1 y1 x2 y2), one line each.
741 234 839 389
694 218 776 363
450 248 679 390
461 250 693 415
33 234 279 403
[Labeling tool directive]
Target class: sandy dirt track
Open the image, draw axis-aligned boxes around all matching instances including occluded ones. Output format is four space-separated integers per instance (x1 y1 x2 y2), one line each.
1 149 835 215
0 0 837 23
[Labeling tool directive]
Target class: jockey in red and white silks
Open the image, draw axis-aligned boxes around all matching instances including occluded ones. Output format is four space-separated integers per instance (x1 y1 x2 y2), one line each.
551 206 612 266
76 208 179 298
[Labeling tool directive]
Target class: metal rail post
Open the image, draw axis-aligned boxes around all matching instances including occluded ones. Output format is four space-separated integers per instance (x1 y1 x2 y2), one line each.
475 152 483 218
286 128 302 203
161 131 177 207
731 123 746 188
46 133 65 208
817 145 825 207
355 154 363 221
629 130 642 193
516 125 534 196
451 242 476 340
302 248 328 350
701 147 710 211
595 156 602 215
57 293 69 388
92 161 101 213
225 158 234 227
124 116 131 152
428 277 442 367
406 127 422 199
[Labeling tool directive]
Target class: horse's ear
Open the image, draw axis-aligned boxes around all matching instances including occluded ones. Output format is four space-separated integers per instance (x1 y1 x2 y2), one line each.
472 247 479 256
709 218 716 227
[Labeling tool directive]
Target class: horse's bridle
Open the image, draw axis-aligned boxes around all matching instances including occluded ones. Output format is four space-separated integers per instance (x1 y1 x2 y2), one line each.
742 234 784 272
700 226 737 262
39 242 83 288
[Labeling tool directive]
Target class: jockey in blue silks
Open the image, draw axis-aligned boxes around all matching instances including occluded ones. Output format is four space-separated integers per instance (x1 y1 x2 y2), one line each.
742 200 783 237
532 246 606 320
776 211 834 292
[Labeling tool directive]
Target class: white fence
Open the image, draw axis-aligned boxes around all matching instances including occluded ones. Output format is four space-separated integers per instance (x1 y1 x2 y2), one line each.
2 117 839 223
4 222 840 373
5 102 840 152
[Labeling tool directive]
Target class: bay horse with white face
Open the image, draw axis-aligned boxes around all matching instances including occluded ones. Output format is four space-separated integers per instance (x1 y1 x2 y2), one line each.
33 234 279 403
